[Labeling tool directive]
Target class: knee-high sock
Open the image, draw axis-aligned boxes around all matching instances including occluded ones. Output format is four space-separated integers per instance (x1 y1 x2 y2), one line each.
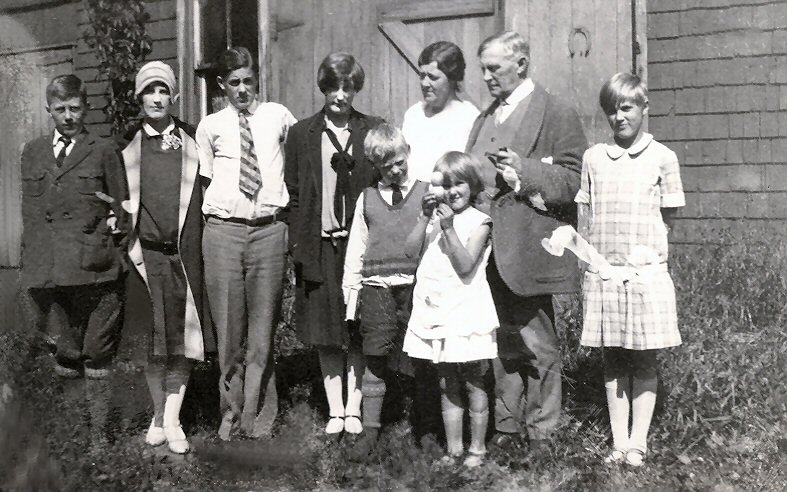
164 357 192 428
629 375 657 453
345 348 365 417
145 359 167 426
318 348 345 417
604 375 631 451
441 374 464 456
361 368 385 429
466 375 489 455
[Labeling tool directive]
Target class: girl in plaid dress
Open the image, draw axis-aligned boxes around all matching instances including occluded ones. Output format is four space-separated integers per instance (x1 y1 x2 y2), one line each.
575 73 685 467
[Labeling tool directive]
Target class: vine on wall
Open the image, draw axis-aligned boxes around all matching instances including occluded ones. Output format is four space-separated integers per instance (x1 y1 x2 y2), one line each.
83 0 152 135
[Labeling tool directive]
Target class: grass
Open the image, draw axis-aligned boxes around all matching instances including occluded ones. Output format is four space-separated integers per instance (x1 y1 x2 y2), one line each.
1 231 785 491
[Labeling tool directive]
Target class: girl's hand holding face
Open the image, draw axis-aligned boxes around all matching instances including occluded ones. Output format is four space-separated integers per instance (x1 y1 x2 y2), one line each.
435 203 455 230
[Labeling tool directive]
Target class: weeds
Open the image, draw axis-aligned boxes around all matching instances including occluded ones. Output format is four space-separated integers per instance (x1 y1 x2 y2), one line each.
1 228 785 490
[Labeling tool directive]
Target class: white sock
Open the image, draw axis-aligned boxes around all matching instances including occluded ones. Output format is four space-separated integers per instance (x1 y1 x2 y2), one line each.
604 376 631 451
629 375 657 453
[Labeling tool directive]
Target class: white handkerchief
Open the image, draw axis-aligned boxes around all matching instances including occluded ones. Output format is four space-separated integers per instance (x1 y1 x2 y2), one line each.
541 156 554 165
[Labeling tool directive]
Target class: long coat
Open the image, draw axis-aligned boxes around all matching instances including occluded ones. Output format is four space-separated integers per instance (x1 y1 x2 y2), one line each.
284 109 383 282
466 83 588 297
20 130 126 289
119 119 214 361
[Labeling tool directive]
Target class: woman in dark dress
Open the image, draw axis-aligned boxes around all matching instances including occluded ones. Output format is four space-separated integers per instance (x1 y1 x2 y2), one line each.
120 61 213 453
285 53 382 435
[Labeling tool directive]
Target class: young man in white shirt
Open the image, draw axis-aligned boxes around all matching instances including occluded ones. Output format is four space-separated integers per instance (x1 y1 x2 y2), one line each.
196 47 297 440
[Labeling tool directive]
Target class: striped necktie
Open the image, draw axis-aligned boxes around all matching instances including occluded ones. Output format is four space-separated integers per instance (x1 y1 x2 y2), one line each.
238 110 262 196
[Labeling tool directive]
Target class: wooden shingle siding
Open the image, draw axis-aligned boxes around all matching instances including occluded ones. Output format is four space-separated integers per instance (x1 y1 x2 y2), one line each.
647 0 787 244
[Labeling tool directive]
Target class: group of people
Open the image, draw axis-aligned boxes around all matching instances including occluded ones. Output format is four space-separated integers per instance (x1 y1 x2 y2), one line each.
19 30 684 469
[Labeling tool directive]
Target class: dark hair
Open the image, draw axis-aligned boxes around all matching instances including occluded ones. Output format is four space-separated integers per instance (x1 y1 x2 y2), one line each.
417 41 466 82
599 72 648 115
46 74 88 105
217 46 256 79
433 151 485 204
317 52 365 93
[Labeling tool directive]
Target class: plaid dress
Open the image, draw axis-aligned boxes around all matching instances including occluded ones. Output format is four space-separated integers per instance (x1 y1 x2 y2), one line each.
574 133 685 350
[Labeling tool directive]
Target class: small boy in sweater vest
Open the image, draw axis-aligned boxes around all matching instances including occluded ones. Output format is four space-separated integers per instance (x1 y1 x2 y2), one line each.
342 123 432 460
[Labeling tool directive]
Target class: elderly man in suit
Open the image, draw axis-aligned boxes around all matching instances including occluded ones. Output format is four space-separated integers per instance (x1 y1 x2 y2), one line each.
465 31 588 453
20 74 126 379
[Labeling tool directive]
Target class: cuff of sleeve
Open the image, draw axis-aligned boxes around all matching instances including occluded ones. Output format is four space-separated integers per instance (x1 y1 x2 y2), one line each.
575 189 590 204
661 192 685 208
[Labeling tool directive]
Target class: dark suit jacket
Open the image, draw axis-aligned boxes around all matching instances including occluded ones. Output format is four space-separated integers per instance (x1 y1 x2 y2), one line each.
20 129 127 288
285 109 383 282
466 83 588 296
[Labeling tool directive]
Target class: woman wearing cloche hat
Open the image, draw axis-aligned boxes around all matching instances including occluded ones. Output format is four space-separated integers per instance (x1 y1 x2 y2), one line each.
119 60 214 454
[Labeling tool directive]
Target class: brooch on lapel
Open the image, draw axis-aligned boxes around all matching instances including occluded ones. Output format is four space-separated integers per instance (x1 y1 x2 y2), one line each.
161 132 182 151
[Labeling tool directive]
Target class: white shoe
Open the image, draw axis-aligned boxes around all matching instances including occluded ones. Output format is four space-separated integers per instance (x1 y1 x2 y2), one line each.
325 416 344 434
344 416 363 434
164 425 190 454
145 419 166 446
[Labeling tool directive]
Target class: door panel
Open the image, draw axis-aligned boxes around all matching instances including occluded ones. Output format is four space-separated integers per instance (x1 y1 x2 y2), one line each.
268 0 636 143
510 0 636 145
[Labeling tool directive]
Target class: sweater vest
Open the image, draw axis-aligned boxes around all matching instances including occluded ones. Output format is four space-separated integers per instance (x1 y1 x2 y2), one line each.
360 180 428 278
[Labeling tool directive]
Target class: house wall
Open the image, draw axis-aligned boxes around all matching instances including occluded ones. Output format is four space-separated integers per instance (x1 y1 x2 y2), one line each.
647 0 787 244
75 0 179 137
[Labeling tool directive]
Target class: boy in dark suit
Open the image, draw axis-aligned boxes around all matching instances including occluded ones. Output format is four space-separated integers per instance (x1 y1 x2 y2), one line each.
20 74 127 378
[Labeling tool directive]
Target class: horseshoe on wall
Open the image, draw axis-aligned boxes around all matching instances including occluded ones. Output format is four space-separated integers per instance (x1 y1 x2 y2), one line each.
568 27 591 57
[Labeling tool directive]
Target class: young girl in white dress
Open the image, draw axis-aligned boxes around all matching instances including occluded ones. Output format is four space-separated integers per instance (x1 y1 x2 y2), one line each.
403 151 498 467
576 72 685 467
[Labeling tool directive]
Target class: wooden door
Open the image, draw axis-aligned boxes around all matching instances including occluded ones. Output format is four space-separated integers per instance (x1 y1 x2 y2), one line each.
509 0 646 145
0 47 74 267
269 0 501 123
267 0 641 141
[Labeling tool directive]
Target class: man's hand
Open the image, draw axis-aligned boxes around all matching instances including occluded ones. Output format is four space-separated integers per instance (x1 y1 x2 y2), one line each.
488 147 522 190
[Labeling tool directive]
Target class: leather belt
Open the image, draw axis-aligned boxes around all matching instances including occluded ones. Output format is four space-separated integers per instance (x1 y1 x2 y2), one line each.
139 238 179 255
211 211 286 227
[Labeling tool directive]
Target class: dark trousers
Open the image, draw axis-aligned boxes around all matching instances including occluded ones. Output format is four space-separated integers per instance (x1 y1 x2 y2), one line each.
29 280 122 368
488 262 562 440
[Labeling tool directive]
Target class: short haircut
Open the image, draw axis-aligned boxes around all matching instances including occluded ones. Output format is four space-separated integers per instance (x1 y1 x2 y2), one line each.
217 46 256 79
478 31 530 61
433 151 485 203
599 72 648 115
363 123 409 164
46 74 87 105
417 41 466 82
317 52 365 93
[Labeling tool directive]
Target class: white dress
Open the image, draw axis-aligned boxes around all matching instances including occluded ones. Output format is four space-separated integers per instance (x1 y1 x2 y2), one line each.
403 207 498 363
401 99 480 182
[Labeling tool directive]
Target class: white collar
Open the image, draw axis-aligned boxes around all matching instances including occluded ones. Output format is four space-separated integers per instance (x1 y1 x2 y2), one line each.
52 129 75 145
324 116 350 133
379 176 416 190
143 120 176 136
229 99 260 116
501 78 535 108
605 132 654 159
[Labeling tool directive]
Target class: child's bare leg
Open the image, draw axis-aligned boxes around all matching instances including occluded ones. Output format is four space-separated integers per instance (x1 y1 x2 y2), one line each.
438 363 464 457
465 361 489 456
344 345 365 433
604 348 631 456
318 347 346 433
629 350 658 462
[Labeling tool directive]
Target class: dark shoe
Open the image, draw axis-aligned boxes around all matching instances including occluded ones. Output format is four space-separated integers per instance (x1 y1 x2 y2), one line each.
347 428 379 462
489 431 523 452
